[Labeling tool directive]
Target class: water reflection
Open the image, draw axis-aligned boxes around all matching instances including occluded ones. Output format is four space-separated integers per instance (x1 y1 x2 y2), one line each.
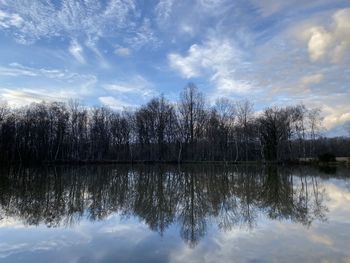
0 165 345 248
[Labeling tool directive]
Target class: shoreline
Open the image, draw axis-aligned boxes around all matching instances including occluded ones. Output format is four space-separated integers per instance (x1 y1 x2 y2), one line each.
1 159 349 167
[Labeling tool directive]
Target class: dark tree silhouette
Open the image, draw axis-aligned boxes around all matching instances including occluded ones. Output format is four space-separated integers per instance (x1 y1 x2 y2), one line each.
0 83 348 164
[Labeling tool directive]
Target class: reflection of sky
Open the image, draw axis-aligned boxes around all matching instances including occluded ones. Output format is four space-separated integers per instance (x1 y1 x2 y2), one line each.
0 179 350 263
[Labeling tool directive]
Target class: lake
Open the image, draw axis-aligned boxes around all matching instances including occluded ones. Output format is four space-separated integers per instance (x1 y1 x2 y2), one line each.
0 165 349 263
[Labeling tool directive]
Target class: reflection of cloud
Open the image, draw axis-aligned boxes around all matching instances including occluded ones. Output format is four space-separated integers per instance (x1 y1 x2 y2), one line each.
98 220 150 243
0 236 90 259
308 233 333 246
170 219 350 263
0 217 25 229
325 182 350 220
0 214 159 261
169 179 350 263
0 243 28 258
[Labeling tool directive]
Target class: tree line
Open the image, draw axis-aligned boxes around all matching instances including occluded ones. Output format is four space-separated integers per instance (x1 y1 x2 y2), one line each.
0 83 349 164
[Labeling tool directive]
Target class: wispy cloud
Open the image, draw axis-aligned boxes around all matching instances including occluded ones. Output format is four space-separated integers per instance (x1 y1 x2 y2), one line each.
69 39 85 64
168 34 251 93
0 63 97 106
0 0 160 60
0 9 23 28
125 18 161 49
104 75 157 97
114 46 131 57
0 0 136 43
0 88 78 106
0 63 97 83
98 96 135 111
0 64 37 77
155 0 175 25
301 73 324 86
0 0 349 135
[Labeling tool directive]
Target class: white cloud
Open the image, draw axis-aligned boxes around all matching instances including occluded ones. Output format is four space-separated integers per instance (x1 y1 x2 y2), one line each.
301 73 324 86
0 88 78 107
0 63 97 84
307 27 332 61
322 103 350 130
0 63 97 106
0 9 23 28
168 46 201 78
276 73 325 95
155 0 175 25
168 35 251 93
98 96 134 111
0 0 136 43
69 39 85 64
104 75 156 97
85 37 109 68
197 0 229 10
0 64 37 77
114 46 131 57
0 0 160 53
272 73 324 96
125 18 161 49
250 0 339 17
297 8 350 63
180 24 194 35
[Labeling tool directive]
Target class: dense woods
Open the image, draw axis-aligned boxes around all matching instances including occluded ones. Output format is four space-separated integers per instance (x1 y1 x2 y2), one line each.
0 83 349 164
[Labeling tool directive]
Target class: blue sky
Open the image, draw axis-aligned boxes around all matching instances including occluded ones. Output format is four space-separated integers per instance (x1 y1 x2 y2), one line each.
0 0 349 135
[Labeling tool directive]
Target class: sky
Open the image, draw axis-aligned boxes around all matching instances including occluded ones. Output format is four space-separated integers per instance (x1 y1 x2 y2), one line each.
0 0 349 136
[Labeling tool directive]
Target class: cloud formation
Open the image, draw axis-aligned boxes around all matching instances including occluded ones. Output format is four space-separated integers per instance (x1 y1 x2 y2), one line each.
98 96 134 110
297 8 350 63
0 1 349 135
169 35 251 94
104 75 157 97
0 0 136 43
0 63 97 106
69 39 85 63
114 46 131 57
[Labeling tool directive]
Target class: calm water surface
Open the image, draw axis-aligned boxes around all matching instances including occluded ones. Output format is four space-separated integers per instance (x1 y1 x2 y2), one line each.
0 165 349 263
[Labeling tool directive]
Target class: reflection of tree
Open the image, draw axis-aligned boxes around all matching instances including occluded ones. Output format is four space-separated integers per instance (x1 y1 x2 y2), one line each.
0 165 337 247
259 166 295 221
178 169 208 247
133 167 177 234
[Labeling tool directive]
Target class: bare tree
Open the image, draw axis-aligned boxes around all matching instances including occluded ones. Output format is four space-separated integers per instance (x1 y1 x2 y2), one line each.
178 83 206 160
236 100 254 161
307 108 323 157
0 84 344 164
